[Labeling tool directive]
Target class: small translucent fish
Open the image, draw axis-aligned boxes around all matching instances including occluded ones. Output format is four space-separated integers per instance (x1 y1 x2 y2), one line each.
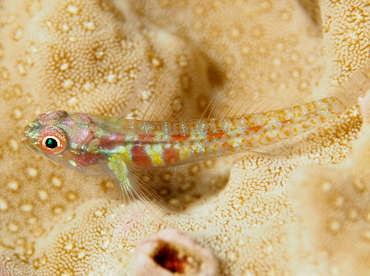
21 97 347 205
19 59 370 209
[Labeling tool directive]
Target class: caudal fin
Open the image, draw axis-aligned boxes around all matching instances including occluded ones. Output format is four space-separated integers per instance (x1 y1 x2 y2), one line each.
327 61 370 108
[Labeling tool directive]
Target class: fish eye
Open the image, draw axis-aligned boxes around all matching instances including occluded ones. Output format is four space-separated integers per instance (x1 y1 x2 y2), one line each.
38 126 67 154
44 137 59 149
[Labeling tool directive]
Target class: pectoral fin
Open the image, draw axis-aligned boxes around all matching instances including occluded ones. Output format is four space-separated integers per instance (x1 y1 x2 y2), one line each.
106 154 168 216
107 154 137 204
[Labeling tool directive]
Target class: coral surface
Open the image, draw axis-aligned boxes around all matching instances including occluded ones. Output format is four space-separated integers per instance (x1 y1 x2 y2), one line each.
0 0 369 275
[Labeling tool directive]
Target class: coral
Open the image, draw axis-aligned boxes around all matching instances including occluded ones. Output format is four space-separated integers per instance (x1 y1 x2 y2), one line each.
289 107 370 274
0 0 369 275
132 228 218 276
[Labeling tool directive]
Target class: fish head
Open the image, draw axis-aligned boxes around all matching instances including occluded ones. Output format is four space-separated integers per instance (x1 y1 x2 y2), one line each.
21 110 105 176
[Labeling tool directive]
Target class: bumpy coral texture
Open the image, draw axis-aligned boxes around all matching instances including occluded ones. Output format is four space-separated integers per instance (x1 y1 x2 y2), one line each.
0 0 369 275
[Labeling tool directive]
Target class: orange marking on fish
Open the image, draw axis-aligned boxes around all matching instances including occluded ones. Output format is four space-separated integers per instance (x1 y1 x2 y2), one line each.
222 141 235 152
138 134 156 141
281 119 293 124
130 145 153 167
266 136 273 143
221 141 229 148
163 148 180 165
170 134 190 141
207 132 225 140
246 126 263 132
69 150 100 166
99 133 126 149
284 130 292 136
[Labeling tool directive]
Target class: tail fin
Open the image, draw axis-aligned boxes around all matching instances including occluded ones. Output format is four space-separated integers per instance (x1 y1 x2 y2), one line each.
327 61 370 108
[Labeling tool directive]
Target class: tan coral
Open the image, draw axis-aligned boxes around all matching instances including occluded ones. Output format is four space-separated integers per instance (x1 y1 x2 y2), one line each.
0 0 370 275
289 108 370 275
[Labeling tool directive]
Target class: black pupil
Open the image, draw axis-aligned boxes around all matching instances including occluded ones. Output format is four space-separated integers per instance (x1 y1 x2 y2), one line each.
45 138 58 149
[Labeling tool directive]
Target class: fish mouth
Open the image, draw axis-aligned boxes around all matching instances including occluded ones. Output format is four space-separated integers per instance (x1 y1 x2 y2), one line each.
20 125 30 145
20 134 27 144
20 124 40 154
23 141 37 153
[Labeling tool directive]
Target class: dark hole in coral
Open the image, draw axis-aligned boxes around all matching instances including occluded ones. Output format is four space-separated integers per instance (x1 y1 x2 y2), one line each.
152 241 190 273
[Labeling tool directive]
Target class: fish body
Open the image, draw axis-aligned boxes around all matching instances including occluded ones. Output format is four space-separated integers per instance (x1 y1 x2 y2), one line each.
21 97 347 198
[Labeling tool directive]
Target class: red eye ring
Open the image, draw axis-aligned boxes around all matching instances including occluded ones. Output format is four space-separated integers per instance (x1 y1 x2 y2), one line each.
38 126 67 154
